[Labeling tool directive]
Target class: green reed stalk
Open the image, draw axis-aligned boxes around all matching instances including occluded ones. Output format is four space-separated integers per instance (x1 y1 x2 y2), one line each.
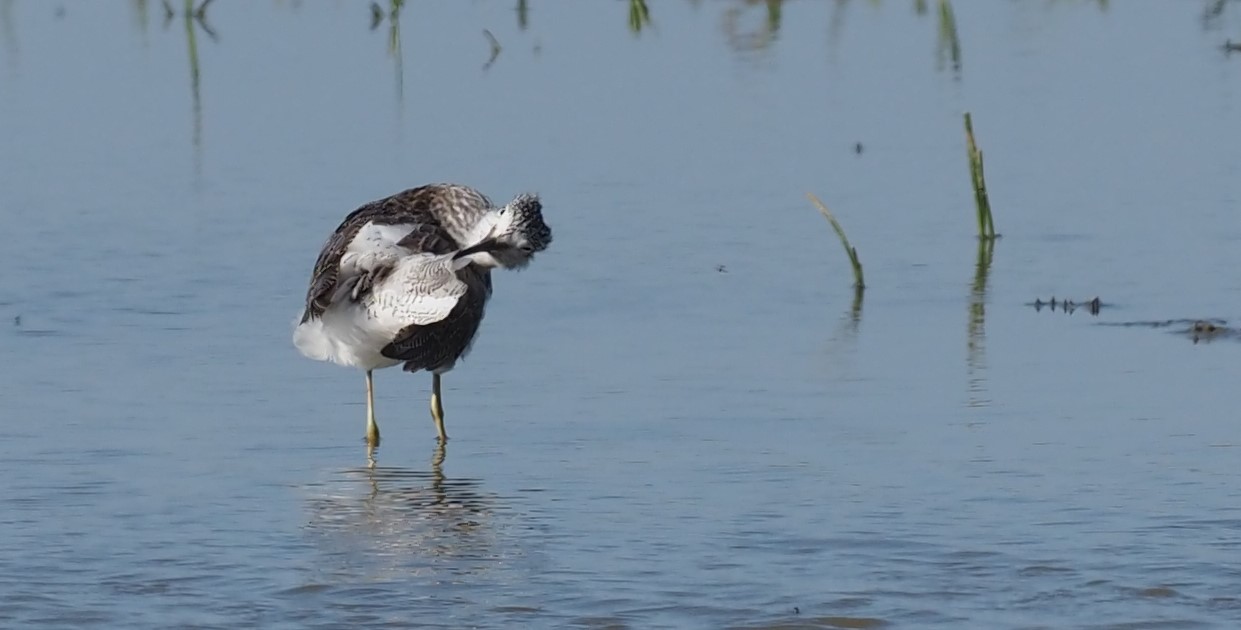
964 112 997 240
807 192 865 289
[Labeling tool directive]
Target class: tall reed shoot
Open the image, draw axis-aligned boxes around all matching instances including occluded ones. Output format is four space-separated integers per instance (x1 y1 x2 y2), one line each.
807 193 865 289
964 112 997 239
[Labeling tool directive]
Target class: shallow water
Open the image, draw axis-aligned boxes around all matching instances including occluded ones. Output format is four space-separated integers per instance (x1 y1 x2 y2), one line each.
2 1 1241 628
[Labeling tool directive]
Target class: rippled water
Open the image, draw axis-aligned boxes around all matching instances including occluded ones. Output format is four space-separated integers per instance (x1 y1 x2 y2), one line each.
2 1 1241 628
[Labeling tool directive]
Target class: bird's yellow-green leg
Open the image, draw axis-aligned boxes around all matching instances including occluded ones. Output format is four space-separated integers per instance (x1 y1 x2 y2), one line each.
365 370 381 465
431 373 448 442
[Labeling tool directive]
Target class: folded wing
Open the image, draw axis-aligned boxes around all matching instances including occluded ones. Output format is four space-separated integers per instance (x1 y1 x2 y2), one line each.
301 186 480 322
380 265 490 373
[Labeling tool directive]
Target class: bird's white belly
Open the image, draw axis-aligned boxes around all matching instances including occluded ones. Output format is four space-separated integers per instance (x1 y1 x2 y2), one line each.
293 301 403 371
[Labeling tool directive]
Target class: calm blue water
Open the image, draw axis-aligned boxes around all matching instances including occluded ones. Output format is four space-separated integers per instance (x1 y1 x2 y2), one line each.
2 1 1241 628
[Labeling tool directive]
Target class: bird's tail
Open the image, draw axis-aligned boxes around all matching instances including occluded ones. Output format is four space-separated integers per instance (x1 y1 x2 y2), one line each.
292 313 335 362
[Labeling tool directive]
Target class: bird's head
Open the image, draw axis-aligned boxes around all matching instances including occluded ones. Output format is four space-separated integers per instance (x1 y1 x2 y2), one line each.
466 193 552 269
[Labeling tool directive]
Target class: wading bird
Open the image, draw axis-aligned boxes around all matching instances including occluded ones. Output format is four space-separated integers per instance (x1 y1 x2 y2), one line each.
293 184 552 460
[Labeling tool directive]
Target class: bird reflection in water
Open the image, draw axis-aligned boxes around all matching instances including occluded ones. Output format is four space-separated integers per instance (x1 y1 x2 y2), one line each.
303 444 506 581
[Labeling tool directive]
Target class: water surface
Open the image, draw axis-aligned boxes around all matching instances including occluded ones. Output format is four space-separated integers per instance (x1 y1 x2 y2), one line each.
2 1 1241 627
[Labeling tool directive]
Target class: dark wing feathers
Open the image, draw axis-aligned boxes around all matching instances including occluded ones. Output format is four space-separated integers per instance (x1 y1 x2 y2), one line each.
395 222 457 256
381 268 490 373
302 216 365 322
300 184 492 323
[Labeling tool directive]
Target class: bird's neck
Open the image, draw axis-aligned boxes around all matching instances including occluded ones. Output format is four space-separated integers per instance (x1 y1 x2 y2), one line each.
463 212 501 247
451 237 505 270
452 251 502 271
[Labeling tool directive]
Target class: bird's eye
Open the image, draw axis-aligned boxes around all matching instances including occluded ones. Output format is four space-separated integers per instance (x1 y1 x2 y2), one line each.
519 245 535 253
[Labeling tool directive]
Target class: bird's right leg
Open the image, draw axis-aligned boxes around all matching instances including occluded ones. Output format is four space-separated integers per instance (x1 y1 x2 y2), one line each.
365 370 381 466
431 373 448 442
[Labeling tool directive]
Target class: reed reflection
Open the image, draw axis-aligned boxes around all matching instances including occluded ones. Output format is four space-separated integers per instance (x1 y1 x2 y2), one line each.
1 0 18 74
629 0 652 35
130 0 149 44
516 0 529 31
822 0 960 72
966 237 994 408
1201 0 1232 30
936 0 962 76
372 0 405 104
824 285 865 369
155 0 216 178
722 0 782 53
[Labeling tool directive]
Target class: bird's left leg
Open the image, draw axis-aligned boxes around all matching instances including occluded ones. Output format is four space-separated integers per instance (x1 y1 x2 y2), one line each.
365 370 381 466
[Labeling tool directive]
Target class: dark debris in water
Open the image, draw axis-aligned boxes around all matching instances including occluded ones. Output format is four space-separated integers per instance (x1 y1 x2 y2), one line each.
1029 296 1104 316
1136 586 1180 598
1185 319 1234 344
369 3 384 30
1028 296 1238 344
750 616 888 629
1098 318 1234 344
